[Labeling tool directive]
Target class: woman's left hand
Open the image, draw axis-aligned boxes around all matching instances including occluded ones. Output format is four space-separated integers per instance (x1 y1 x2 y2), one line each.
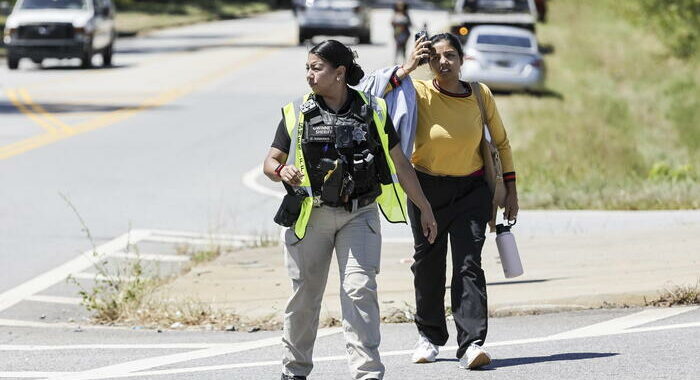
503 186 519 222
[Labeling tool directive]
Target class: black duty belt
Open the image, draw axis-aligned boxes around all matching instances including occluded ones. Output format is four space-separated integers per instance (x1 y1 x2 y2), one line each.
315 195 376 213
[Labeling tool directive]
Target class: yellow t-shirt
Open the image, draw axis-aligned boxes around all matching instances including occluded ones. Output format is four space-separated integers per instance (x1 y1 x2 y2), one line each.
411 79 515 177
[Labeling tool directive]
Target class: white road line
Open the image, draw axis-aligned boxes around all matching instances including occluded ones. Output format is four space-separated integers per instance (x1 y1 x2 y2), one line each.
0 343 245 351
368 319 700 360
0 372 65 378
0 231 150 313
109 252 190 263
143 236 253 247
548 306 699 339
624 321 700 334
23 316 699 379
242 164 285 199
145 229 261 242
24 295 82 305
0 319 125 330
0 227 262 331
69 272 140 282
45 328 342 380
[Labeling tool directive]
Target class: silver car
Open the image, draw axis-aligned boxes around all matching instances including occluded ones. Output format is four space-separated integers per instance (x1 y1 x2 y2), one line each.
293 0 371 44
461 25 545 92
3 0 116 69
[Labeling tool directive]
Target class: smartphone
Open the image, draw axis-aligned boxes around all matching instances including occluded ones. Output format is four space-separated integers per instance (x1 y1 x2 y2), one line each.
414 30 429 65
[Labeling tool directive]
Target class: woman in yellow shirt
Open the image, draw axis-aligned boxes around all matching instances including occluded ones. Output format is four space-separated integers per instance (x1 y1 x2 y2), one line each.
393 33 519 370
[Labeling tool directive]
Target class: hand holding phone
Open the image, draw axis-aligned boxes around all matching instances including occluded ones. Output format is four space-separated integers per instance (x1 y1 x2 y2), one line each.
414 30 429 65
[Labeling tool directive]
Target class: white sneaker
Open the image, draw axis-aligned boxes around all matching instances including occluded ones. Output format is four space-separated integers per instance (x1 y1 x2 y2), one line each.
459 342 491 369
411 335 439 363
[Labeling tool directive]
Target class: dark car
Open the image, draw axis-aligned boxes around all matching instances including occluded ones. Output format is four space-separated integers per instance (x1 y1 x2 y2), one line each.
293 0 372 44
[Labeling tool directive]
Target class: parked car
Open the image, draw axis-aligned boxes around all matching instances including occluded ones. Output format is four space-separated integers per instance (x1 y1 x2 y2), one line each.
461 25 545 92
293 0 371 44
3 0 116 69
450 0 537 41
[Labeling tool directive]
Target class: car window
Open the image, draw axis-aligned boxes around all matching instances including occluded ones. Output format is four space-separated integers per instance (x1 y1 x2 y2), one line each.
462 0 532 13
20 0 87 9
92 0 107 10
476 34 532 48
302 0 365 7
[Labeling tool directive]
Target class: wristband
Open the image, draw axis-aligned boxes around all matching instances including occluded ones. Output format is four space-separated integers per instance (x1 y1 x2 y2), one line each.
274 164 285 177
390 66 402 88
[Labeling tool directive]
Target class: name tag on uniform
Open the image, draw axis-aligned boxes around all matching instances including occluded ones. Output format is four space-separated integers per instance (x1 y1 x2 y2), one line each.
305 115 335 143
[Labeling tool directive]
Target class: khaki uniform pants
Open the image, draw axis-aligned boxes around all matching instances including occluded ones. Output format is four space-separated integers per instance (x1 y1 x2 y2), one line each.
282 203 384 380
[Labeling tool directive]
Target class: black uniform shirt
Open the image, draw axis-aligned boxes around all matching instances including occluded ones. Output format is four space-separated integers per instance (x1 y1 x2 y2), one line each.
271 89 400 196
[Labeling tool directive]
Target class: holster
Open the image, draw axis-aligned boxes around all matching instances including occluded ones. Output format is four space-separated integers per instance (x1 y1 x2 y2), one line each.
274 183 306 227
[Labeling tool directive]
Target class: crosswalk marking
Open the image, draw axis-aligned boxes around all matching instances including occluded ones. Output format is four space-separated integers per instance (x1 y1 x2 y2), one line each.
0 228 259 319
0 232 144 313
109 252 191 262
24 295 82 305
548 306 699 339
45 328 343 380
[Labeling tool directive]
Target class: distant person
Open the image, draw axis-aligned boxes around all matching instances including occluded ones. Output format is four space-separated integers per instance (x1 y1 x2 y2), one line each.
391 1 412 64
263 39 436 380
535 0 548 22
387 33 519 370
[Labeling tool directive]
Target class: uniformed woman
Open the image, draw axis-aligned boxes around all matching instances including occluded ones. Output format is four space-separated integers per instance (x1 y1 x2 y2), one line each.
263 40 437 380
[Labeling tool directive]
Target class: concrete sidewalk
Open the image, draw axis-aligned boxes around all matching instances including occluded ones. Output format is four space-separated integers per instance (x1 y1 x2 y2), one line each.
159 213 700 322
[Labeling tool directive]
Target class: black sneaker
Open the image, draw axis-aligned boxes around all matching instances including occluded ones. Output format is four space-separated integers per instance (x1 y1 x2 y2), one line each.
281 374 306 380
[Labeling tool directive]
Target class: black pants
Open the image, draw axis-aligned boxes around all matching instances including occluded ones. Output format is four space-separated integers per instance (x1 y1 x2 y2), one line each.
407 171 491 359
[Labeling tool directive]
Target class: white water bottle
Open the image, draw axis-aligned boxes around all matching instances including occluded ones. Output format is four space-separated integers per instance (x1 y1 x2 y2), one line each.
495 222 523 278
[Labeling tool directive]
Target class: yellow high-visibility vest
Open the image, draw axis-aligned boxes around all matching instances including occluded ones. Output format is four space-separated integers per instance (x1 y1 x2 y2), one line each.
282 90 407 239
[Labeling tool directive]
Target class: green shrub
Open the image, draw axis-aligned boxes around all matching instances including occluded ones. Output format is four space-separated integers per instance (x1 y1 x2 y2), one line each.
634 0 700 58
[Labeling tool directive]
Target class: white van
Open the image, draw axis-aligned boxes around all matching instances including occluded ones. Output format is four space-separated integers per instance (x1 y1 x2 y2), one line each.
3 0 116 69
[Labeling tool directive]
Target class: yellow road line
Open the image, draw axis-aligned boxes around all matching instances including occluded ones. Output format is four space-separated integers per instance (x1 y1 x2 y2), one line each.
0 48 277 160
5 89 59 135
18 89 75 135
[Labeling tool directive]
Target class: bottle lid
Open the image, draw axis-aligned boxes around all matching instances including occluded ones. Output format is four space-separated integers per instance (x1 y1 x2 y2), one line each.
496 224 510 234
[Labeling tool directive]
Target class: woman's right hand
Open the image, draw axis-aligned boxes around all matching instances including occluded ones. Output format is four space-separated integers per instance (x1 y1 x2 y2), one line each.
420 206 438 244
402 36 432 74
280 164 304 186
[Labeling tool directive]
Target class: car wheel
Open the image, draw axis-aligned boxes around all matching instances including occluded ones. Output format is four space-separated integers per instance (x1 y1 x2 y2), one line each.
298 30 308 45
80 41 93 69
80 51 92 69
8 55 20 70
358 29 371 45
102 43 113 67
31 58 43 65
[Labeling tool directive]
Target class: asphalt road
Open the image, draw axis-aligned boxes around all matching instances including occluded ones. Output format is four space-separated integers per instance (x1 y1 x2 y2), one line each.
1 306 699 379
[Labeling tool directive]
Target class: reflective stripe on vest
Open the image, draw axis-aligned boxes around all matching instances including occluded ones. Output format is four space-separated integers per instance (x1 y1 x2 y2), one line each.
282 91 407 240
356 91 408 225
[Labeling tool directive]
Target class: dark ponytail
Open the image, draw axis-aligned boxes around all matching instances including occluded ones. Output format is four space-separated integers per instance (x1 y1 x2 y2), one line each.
346 62 365 86
309 39 365 86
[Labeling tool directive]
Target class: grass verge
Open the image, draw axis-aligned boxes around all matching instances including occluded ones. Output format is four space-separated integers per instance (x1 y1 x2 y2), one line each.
499 0 700 209
115 2 269 37
645 281 700 307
